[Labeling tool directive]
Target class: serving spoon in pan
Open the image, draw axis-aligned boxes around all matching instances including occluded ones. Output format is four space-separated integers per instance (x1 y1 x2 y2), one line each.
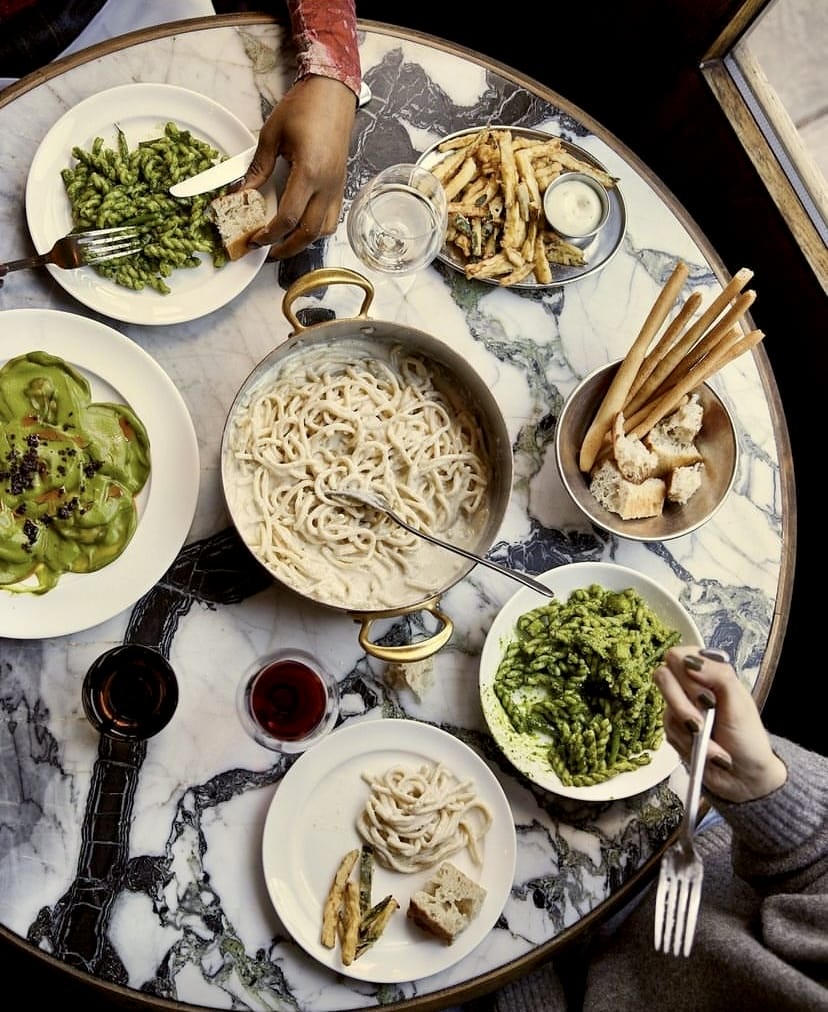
329 489 554 597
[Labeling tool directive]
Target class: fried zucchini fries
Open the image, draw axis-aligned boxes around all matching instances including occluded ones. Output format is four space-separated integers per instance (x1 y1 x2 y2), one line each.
430 127 618 286
321 845 399 966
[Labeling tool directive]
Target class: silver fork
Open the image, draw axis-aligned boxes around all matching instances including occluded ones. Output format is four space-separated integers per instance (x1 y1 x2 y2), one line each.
0 226 145 277
654 702 715 956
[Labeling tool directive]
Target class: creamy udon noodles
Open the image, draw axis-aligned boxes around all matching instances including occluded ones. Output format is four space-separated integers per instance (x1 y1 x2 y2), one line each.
223 340 492 610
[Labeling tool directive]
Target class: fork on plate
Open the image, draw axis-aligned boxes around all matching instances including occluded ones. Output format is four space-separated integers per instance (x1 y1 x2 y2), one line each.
0 226 145 279
653 702 715 956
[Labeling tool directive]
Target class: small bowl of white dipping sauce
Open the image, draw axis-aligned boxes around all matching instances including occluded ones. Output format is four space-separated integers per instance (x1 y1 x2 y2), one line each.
543 172 610 242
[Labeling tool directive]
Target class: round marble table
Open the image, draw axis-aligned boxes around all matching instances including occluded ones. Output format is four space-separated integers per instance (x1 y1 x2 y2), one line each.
0 13 793 1012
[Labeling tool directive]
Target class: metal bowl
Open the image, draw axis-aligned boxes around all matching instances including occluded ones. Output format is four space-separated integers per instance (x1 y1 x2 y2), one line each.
555 360 738 541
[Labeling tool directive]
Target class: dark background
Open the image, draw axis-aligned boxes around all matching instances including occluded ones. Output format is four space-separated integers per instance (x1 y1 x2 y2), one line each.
354 0 825 757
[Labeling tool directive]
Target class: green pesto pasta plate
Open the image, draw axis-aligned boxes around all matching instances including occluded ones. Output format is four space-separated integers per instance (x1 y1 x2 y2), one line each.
479 562 702 801
25 83 270 325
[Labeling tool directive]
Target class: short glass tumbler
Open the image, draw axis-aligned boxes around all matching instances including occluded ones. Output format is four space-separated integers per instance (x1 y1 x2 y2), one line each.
236 648 340 753
82 644 179 741
346 162 448 275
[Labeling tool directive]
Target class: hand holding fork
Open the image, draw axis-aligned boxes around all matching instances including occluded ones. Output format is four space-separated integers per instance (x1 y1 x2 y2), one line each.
0 226 145 287
654 698 715 956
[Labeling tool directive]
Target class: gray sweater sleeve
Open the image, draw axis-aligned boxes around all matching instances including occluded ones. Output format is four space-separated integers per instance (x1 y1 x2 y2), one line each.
711 734 828 893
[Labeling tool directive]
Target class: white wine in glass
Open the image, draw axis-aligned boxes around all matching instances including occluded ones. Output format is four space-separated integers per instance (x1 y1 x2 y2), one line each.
347 163 448 275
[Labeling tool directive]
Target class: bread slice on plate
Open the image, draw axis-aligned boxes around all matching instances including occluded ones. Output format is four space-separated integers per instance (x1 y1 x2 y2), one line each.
407 861 487 944
208 188 268 260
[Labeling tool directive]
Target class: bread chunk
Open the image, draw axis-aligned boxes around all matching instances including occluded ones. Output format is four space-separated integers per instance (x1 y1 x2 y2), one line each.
659 393 704 444
208 188 267 260
612 412 658 483
407 862 487 944
589 458 666 520
385 656 435 700
643 397 704 476
667 462 704 505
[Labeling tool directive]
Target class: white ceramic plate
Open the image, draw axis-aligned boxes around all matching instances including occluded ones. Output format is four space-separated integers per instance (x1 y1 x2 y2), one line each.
417 125 626 289
25 83 268 324
479 562 702 801
261 718 517 983
0 309 199 638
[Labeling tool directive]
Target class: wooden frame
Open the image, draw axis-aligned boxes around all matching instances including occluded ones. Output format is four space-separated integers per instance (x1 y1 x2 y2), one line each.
700 0 827 291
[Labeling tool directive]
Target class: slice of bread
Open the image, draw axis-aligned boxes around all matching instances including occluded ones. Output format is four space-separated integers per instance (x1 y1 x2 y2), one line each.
407 862 487 944
208 188 267 260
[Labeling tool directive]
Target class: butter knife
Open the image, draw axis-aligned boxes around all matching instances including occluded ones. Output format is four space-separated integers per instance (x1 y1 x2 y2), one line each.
169 81 373 199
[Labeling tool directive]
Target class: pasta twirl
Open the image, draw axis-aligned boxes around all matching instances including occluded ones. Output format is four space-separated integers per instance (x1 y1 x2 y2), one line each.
356 762 493 872
224 341 491 610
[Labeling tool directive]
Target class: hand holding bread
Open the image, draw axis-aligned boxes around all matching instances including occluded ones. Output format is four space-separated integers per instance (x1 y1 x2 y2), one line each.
208 189 268 260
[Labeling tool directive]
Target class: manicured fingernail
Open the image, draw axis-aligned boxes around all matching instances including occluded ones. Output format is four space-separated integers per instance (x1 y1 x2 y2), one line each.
697 691 717 709
712 755 733 772
685 718 700 734
683 654 704 671
700 648 730 663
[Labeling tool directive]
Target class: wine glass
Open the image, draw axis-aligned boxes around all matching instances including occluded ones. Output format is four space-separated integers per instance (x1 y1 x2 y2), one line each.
346 163 448 275
236 647 340 753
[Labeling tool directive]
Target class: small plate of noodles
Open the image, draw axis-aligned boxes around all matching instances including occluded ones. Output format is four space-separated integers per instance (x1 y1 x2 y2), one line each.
479 561 702 801
261 718 516 982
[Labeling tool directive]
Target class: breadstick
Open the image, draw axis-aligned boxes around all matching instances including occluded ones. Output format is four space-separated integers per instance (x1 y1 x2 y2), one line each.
627 288 756 415
627 328 764 438
661 291 756 391
625 290 703 405
578 261 689 473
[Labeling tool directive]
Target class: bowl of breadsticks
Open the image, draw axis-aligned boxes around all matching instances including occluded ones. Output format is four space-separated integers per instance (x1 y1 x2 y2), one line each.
555 262 759 541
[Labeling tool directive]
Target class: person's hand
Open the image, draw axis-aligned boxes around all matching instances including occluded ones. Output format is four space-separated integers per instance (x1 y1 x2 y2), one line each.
655 645 787 803
240 75 357 260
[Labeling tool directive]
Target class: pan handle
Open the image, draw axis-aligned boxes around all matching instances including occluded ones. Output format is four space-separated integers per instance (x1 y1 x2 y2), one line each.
354 601 454 662
281 267 375 331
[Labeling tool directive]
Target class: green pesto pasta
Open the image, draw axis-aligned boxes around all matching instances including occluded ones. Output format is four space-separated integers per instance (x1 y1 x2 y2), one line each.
60 122 229 294
492 584 681 787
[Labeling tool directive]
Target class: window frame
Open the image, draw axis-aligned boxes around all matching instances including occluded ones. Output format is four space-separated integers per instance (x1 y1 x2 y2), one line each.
699 0 827 291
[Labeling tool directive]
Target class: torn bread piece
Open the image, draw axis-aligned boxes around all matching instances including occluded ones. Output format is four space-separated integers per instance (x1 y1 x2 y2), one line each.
612 412 658 483
385 656 435 701
643 395 704 476
590 458 666 520
407 862 487 944
667 462 705 505
208 188 267 260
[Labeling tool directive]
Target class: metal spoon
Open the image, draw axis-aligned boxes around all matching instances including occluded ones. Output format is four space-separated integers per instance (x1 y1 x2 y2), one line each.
329 489 554 597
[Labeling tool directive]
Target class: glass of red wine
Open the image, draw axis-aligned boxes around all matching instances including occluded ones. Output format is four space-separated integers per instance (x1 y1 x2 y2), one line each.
236 647 340 753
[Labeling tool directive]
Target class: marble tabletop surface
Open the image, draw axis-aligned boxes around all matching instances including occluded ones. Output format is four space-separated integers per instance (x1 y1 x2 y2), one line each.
0 15 790 1012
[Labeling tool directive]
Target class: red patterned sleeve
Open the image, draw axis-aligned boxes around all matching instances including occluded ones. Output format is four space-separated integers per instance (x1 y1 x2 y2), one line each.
286 0 362 99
